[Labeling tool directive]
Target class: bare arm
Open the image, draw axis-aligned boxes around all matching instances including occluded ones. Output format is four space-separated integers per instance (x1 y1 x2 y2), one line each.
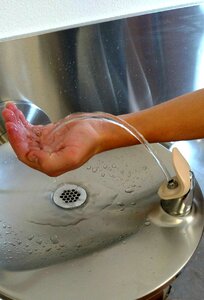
2 89 204 176
99 89 204 152
123 89 204 142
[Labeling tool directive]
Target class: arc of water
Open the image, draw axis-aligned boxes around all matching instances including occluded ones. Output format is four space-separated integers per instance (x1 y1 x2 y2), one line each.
50 112 172 183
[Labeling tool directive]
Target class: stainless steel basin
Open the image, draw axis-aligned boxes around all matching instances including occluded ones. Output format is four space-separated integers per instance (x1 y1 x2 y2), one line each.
0 142 203 299
0 4 204 299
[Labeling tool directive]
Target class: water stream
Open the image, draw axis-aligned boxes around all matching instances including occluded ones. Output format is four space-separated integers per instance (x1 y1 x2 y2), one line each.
50 112 173 184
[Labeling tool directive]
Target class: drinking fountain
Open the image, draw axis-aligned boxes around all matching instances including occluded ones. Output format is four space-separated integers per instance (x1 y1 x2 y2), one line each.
0 104 204 300
0 4 204 300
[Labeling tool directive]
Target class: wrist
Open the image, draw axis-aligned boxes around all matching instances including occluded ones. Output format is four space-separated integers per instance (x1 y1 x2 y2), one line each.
94 113 139 154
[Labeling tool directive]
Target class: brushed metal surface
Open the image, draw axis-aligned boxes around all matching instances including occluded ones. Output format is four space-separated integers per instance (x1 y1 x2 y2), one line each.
0 143 203 300
0 5 204 122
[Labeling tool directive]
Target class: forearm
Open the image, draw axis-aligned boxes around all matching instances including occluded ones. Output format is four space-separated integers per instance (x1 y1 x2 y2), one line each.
123 88 204 142
98 89 204 152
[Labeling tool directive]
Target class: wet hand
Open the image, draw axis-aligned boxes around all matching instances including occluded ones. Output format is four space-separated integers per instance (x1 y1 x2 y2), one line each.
2 103 102 176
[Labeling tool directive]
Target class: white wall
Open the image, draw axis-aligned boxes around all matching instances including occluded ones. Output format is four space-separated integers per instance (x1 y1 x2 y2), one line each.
0 0 203 42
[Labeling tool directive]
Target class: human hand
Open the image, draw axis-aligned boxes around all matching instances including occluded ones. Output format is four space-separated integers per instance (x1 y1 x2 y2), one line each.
2 103 103 176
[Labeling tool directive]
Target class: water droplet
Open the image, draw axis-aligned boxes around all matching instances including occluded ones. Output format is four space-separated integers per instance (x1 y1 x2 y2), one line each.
103 164 107 169
50 235 59 244
8 242 16 246
36 239 42 245
101 173 105 177
117 202 124 206
110 174 116 178
27 234 34 241
2 224 6 228
28 250 33 254
125 188 134 193
145 220 151 226
112 163 116 168
92 168 97 173
46 247 52 252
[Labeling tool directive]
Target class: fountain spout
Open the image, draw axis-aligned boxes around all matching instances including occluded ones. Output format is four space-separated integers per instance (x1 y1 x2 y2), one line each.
158 148 194 216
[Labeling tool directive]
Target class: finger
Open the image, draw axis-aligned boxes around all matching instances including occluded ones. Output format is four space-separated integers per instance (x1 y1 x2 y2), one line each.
5 122 29 159
3 107 33 139
5 102 17 110
2 108 18 124
5 103 29 127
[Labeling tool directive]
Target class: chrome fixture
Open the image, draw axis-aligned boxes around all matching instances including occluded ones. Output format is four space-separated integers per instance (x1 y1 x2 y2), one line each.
161 171 195 216
158 148 195 217
52 183 87 209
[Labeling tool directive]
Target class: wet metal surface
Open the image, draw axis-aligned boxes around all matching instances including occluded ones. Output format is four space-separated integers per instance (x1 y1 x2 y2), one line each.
0 143 203 299
0 143 174 272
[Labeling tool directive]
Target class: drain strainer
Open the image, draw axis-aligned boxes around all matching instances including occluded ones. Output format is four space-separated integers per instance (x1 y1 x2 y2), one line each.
52 184 87 209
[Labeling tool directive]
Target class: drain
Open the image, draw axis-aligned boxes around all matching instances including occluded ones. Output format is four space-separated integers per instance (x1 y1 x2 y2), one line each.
52 184 87 209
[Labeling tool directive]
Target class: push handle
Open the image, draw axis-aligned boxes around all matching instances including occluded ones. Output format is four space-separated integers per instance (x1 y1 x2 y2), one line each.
158 148 191 200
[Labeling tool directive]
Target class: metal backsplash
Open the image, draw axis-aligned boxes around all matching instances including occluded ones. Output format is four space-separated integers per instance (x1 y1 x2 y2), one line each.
0 5 204 123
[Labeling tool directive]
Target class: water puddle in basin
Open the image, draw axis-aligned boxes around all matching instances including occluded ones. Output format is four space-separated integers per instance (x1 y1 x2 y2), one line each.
0 113 175 271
